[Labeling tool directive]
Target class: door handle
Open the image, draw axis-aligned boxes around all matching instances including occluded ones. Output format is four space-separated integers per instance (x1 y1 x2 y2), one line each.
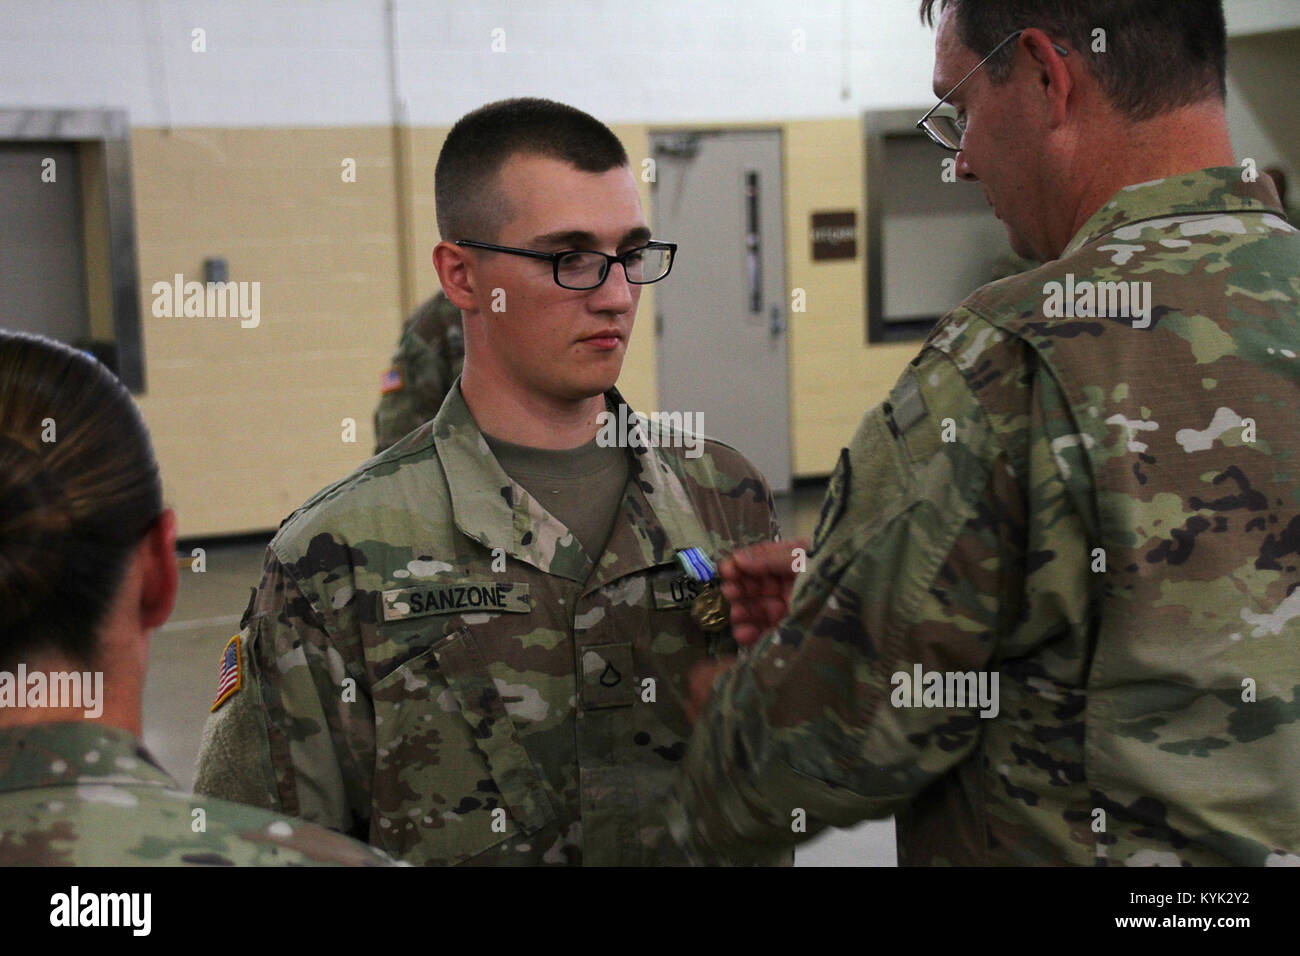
769 305 786 338
745 170 761 314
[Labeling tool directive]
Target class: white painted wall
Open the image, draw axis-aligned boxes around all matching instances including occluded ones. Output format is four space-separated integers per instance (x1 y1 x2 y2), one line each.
5 1 1295 130
1 0 938 127
1227 0 1300 35
5 1 1293 172
4 0 1293 136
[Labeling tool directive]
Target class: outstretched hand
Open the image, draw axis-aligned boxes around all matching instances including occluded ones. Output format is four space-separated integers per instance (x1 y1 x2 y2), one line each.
685 657 738 725
719 539 809 646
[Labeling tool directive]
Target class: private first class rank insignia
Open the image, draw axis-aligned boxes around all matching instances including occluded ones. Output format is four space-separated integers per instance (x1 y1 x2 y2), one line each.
677 547 729 633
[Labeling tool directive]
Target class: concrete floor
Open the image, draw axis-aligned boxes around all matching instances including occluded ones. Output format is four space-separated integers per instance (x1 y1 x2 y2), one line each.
142 481 897 867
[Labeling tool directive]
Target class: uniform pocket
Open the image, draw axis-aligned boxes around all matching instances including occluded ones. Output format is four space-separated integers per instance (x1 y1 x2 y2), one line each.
370 624 554 864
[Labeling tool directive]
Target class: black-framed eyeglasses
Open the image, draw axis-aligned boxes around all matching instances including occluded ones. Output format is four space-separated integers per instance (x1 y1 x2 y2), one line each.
454 239 677 290
917 29 1070 152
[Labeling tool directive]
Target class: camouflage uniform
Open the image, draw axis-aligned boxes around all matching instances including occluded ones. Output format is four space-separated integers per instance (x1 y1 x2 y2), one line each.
373 292 464 454
0 723 395 865
989 249 1039 282
197 384 786 866
671 167 1300 866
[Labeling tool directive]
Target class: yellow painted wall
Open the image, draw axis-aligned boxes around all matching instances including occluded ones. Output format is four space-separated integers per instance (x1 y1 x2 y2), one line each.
131 127 403 537
782 118 915 476
126 118 918 537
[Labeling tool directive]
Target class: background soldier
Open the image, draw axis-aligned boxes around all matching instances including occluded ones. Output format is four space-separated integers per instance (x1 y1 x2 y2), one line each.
672 0 1300 866
373 291 464 454
195 98 787 866
0 331 393 866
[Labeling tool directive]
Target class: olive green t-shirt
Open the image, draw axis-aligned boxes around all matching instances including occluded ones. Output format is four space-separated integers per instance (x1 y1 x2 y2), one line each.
483 431 629 563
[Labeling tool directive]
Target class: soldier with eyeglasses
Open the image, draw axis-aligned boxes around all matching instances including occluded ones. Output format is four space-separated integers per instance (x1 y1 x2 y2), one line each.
673 0 1300 867
195 97 788 867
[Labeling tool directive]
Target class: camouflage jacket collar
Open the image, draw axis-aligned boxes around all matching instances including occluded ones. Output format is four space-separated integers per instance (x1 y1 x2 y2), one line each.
433 384 712 589
0 723 176 794
1063 166 1286 258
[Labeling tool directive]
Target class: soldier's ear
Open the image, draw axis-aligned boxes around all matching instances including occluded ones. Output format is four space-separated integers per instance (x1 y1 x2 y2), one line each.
139 508 178 631
1021 28 1072 130
433 241 477 312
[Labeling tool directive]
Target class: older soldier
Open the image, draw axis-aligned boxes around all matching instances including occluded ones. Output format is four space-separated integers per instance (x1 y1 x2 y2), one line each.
0 331 393 866
373 291 464 453
672 0 1300 866
195 98 784 866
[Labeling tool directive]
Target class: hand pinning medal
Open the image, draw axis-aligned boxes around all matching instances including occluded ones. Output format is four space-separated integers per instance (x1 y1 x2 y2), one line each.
677 547 729 633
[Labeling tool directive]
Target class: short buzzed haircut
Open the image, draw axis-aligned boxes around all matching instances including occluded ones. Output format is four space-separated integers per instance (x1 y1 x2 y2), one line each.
435 98 630 242
920 0 1227 123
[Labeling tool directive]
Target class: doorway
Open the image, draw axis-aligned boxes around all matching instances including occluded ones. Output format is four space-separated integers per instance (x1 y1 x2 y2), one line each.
650 129 792 493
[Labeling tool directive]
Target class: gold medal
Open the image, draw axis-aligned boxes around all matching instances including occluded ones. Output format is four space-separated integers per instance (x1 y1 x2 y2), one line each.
691 583 729 632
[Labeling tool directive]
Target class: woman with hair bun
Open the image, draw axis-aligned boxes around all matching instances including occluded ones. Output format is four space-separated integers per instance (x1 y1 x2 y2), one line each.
0 330 393 866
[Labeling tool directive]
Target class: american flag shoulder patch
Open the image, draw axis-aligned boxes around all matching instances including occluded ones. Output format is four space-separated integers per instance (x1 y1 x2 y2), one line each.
211 634 243 712
380 366 404 394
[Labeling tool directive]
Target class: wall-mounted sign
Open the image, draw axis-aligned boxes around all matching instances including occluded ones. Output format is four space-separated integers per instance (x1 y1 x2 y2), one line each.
811 211 857 261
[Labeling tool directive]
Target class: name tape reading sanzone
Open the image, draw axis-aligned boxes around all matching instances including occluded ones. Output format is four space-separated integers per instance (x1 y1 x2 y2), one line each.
381 582 531 621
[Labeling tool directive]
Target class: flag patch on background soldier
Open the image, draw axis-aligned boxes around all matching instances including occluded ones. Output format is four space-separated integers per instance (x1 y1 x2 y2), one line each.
211 634 242 712
380 366 403 394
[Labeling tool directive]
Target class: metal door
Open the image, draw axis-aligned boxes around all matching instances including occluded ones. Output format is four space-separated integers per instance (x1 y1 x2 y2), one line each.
651 129 792 493
0 143 89 343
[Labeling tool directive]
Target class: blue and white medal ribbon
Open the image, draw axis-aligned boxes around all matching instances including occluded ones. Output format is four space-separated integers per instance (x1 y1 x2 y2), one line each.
676 546 717 583
677 547 727 632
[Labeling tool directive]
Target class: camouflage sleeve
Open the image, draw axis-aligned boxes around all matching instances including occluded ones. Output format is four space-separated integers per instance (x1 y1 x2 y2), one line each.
193 635 279 810
669 346 1030 859
763 469 781 543
198 547 376 840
